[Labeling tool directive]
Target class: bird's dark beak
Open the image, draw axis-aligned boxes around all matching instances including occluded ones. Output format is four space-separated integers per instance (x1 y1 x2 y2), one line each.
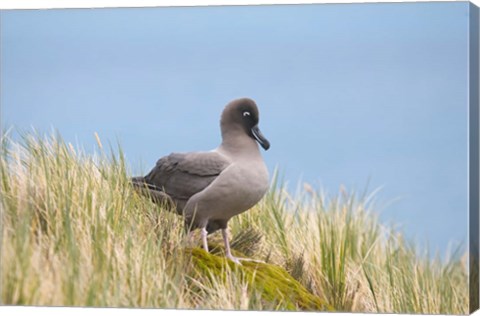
251 125 270 150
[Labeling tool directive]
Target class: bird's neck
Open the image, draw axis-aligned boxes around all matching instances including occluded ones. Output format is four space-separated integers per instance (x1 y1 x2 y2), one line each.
218 132 261 159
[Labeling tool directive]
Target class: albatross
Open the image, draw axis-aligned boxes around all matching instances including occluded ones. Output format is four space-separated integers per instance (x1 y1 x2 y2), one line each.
132 98 270 263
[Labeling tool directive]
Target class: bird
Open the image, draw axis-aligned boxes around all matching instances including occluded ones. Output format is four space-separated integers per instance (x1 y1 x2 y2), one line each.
132 98 270 263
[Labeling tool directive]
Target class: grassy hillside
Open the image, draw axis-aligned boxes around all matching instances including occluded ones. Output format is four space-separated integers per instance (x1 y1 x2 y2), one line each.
0 132 468 313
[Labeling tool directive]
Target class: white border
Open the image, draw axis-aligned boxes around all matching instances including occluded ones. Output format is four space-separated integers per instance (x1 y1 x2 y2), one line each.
0 0 478 316
0 0 478 10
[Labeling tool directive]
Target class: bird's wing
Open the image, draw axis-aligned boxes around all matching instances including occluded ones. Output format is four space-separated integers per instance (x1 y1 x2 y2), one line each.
144 151 231 201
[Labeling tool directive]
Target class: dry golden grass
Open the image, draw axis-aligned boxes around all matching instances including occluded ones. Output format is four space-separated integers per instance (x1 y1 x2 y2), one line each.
0 131 469 313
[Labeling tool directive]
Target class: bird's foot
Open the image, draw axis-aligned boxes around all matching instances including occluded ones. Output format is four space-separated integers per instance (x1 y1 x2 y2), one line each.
221 228 265 264
237 257 265 264
226 253 242 265
225 254 264 265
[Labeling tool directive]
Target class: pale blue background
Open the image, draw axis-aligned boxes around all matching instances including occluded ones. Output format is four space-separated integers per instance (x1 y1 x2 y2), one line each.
1 2 470 256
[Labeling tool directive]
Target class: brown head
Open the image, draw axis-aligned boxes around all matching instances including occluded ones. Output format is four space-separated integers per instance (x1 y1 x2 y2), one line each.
220 98 270 151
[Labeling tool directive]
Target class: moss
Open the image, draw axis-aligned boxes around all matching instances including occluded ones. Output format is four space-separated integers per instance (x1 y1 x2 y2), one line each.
185 246 334 311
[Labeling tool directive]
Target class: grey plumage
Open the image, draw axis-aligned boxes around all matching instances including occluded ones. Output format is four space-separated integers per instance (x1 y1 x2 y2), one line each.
132 98 270 263
140 152 230 216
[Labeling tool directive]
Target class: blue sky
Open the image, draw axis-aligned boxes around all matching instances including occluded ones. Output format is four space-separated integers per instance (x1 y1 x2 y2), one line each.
1 2 470 255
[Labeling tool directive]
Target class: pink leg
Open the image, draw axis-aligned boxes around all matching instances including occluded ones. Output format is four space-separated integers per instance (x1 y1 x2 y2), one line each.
222 228 241 264
201 227 209 252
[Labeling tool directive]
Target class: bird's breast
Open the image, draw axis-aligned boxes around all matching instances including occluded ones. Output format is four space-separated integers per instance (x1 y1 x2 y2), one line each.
186 157 269 220
223 160 269 210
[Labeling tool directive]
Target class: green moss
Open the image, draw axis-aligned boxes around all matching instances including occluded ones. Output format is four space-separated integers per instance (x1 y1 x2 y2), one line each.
186 246 334 311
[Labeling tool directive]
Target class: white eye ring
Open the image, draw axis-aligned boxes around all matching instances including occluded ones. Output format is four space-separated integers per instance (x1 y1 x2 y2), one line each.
243 111 251 117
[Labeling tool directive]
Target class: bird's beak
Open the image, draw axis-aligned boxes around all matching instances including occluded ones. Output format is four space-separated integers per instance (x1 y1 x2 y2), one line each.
251 125 270 150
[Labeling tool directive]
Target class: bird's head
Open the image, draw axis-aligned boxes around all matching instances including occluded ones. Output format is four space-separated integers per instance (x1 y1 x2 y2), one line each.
220 98 270 151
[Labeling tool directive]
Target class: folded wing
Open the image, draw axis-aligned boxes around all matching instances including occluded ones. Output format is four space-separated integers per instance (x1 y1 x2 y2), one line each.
141 151 231 212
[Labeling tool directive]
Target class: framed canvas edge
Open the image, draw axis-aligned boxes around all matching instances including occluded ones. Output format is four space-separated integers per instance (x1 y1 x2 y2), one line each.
470 1 480 314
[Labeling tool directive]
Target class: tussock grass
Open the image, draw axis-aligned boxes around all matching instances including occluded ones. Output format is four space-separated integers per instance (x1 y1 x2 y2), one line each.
0 132 468 313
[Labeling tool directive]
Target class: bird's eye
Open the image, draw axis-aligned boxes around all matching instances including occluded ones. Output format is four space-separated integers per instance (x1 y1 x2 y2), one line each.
243 111 251 117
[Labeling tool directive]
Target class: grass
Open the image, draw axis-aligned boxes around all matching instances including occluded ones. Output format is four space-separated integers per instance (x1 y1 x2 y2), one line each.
0 131 469 313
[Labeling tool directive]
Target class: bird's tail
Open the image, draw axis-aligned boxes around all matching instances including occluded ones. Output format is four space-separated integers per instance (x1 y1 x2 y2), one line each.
130 176 175 208
131 176 147 188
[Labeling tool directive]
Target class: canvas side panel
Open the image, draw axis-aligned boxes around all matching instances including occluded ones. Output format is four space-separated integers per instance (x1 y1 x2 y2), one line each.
470 2 480 314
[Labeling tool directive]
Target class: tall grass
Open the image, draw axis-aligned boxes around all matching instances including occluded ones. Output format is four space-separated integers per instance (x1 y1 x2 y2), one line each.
0 132 468 313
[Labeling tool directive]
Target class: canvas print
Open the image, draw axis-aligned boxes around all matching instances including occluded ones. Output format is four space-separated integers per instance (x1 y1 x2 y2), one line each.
0 1 479 314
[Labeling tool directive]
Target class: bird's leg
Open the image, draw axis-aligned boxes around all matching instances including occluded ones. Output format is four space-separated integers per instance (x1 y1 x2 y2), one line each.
201 227 209 252
222 228 241 264
222 228 265 264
